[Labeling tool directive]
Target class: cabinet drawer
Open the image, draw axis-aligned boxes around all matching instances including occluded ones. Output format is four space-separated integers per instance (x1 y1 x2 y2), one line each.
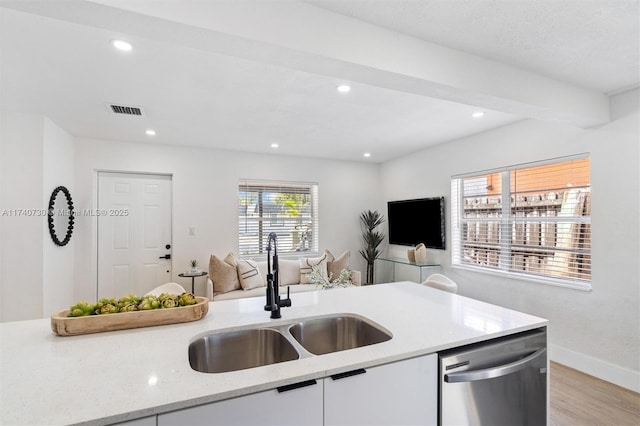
158 379 322 426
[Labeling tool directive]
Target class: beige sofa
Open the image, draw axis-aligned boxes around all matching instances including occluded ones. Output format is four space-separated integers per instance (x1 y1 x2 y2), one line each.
206 251 361 301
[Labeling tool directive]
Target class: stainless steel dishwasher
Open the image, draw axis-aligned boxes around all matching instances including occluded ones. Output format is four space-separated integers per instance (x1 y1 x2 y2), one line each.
439 328 547 425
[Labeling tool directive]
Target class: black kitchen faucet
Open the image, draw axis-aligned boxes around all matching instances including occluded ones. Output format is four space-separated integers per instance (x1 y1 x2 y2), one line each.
264 232 291 319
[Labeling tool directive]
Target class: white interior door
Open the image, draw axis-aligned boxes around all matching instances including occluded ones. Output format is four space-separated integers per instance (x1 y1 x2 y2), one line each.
98 172 172 298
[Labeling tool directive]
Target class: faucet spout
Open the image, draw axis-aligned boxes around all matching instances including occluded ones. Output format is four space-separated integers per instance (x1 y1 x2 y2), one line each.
264 232 291 319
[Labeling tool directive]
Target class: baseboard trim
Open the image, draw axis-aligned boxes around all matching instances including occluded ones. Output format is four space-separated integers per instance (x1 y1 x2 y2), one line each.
550 344 640 393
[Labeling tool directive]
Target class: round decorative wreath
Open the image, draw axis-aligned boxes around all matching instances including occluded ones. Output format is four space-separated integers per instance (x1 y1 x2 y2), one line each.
47 186 75 246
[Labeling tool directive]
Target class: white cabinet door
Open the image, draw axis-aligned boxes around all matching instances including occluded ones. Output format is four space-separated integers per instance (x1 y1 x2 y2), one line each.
158 379 322 426
324 354 437 426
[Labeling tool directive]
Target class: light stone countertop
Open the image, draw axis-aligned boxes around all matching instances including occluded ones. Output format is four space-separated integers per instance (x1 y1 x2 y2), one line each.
0 282 547 425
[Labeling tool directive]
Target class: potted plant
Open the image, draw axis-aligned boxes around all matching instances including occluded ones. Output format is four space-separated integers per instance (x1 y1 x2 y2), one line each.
189 259 199 274
359 210 385 284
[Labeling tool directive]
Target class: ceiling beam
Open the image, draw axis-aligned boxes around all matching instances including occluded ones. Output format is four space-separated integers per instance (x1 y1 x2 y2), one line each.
3 0 610 127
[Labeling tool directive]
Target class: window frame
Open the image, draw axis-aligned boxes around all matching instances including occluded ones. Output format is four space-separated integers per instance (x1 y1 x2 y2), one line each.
451 154 592 291
238 180 319 258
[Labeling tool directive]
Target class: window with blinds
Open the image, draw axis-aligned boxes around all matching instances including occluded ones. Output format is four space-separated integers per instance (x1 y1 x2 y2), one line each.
451 155 591 289
238 180 319 256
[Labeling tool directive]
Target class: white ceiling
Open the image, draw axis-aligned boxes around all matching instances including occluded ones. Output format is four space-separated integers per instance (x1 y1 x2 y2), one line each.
1 0 638 163
308 0 640 95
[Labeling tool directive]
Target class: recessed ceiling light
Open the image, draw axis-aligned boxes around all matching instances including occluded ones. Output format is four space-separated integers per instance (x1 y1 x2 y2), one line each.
337 85 351 93
112 40 133 51
472 111 485 118
270 143 279 148
363 152 371 158
145 129 156 136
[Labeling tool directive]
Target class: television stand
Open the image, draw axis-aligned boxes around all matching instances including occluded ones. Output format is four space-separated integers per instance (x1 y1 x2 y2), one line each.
376 257 441 284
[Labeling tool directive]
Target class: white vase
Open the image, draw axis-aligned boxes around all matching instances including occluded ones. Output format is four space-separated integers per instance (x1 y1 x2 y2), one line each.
407 249 416 263
414 243 427 264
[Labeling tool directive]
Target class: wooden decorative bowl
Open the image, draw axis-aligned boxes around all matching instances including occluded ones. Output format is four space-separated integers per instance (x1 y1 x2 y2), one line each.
50 297 209 336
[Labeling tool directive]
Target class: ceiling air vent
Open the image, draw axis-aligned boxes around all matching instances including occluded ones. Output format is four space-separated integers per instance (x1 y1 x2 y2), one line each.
107 104 145 116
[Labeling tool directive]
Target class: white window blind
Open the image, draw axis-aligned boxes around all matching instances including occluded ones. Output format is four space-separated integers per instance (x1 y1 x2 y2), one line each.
451 154 591 289
238 180 319 256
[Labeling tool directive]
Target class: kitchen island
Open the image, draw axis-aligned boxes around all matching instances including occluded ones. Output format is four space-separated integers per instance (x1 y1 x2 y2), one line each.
0 282 547 425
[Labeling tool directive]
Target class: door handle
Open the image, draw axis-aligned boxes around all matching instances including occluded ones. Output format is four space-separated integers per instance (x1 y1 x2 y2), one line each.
277 379 317 393
444 348 546 383
330 368 367 380
159 254 171 260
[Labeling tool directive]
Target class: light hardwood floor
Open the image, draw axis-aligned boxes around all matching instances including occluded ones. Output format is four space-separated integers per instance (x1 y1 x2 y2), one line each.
550 362 640 425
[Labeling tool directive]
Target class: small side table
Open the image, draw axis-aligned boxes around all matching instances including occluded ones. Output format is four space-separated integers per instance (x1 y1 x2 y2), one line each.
376 258 440 284
178 271 208 294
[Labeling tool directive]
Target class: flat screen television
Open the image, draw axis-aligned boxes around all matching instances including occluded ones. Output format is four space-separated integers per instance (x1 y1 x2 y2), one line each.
387 197 445 249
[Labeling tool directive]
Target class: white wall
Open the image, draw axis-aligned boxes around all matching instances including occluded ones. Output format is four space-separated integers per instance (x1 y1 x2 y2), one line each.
73 138 380 302
0 112 76 321
0 111 44 321
42 117 75 318
379 89 640 391
0 113 2 318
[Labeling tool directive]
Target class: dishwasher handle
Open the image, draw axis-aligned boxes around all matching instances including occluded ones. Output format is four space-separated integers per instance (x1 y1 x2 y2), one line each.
444 347 546 383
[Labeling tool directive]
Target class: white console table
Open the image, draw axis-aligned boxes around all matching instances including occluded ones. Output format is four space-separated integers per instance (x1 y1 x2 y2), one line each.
376 257 441 284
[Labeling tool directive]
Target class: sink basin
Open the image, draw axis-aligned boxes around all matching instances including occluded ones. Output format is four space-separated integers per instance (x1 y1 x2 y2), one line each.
289 315 392 355
189 314 392 373
189 328 299 373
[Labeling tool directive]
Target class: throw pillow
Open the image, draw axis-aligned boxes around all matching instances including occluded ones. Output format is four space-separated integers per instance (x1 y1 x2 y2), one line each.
325 249 350 280
254 260 269 286
279 259 301 286
224 252 238 266
209 253 241 295
299 254 328 284
236 259 264 290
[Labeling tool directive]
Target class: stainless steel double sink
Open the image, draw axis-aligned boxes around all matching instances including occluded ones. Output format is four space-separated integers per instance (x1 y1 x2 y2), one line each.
189 314 392 373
